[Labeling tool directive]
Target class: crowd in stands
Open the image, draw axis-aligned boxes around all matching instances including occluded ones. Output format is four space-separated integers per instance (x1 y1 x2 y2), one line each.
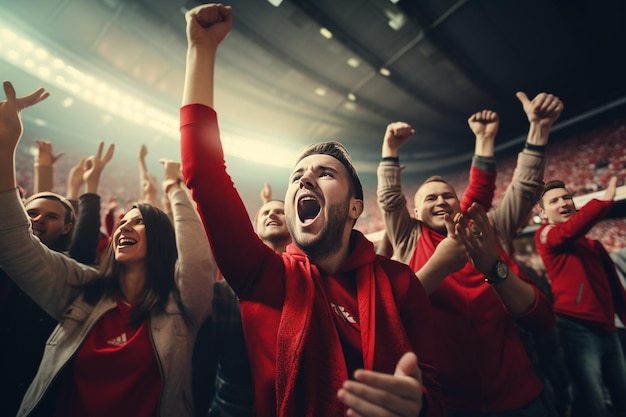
2 5 625 415
356 114 626 254
14 114 625 251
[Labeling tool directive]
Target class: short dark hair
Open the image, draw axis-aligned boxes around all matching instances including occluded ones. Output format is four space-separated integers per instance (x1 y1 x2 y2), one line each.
539 180 567 208
295 141 364 202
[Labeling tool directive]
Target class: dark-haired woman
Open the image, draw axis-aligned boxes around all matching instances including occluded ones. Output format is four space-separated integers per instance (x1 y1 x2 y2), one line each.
0 81 215 417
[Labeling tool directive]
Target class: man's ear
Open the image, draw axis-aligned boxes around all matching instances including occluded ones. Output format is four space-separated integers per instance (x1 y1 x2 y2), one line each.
414 206 423 221
350 198 364 222
61 222 74 236
535 204 547 220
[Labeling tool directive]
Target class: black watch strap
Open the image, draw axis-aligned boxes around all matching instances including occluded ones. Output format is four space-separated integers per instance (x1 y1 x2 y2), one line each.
485 259 509 285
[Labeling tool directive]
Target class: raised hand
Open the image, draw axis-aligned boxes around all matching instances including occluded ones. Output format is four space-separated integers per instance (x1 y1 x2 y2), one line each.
382 121 415 158
185 3 233 47
84 141 115 194
468 110 499 158
338 351 423 417
66 157 88 200
433 213 469 275
141 173 159 204
160 159 183 194
455 203 499 275
35 140 64 167
468 110 499 141
416 212 469 295
260 182 272 204
0 81 49 153
138 144 148 162
516 91 564 128
602 176 618 201
137 144 158 206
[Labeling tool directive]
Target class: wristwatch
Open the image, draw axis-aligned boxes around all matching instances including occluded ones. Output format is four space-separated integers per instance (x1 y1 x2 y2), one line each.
485 259 509 285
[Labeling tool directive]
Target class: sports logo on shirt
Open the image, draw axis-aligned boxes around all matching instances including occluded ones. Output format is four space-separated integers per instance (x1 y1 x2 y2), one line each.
330 303 356 324
107 332 128 347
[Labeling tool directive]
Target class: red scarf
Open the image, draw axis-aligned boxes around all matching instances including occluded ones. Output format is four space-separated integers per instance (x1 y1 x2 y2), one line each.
276 231 411 416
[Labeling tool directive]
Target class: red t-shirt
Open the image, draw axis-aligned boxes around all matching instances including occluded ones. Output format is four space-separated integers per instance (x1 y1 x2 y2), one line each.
53 299 162 417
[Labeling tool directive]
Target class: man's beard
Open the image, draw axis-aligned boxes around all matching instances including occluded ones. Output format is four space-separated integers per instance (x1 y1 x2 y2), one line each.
288 200 348 260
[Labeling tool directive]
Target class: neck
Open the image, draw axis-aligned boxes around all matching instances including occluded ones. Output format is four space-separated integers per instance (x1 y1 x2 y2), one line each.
265 236 291 254
310 244 350 275
118 264 147 304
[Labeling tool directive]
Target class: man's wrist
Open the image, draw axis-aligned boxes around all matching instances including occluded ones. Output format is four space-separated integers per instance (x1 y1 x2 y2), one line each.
524 142 547 152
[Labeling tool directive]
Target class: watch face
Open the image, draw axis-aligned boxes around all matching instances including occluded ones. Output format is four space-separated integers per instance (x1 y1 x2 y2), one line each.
495 261 509 280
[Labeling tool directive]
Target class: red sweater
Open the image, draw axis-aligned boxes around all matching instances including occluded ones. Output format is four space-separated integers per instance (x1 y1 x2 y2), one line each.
535 199 626 331
180 104 445 417
413 225 549 412
404 155 551 412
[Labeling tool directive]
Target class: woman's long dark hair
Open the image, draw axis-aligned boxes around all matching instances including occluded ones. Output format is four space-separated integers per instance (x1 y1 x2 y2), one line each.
83 203 182 327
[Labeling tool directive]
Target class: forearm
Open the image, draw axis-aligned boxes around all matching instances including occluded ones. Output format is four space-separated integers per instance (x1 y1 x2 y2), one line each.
140 191 159 207
416 263 451 296
489 151 545 245
183 44 217 107
169 185 215 319
84 176 99 194
34 163 53 193
491 272 536 314
461 162 496 212
381 142 399 158
66 181 81 201
68 193 101 265
0 151 17 192
525 122 551 147
376 162 416 262
474 135 495 158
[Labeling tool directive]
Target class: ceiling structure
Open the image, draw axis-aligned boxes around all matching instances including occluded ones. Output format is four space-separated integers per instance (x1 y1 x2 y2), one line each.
2 0 626 193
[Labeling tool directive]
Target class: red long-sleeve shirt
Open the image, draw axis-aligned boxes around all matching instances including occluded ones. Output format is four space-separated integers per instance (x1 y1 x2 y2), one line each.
180 104 446 417
378 148 553 413
536 199 626 331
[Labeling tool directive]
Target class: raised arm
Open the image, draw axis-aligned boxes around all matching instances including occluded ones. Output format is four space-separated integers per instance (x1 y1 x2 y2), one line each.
138 144 159 207
540 177 617 248
161 159 215 321
260 182 272 204
66 156 87 201
489 92 564 247
460 110 498 212
180 4 278 298
67 141 114 265
517 91 563 149
182 4 231 107
33 140 64 193
0 82 97 318
0 82 49 192
377 122 421 262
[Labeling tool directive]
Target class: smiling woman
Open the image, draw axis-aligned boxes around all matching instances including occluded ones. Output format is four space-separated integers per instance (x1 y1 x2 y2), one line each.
0 81 217 417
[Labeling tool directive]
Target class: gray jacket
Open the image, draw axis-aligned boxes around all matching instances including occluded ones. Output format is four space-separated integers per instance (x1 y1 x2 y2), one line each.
0 186 215 417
